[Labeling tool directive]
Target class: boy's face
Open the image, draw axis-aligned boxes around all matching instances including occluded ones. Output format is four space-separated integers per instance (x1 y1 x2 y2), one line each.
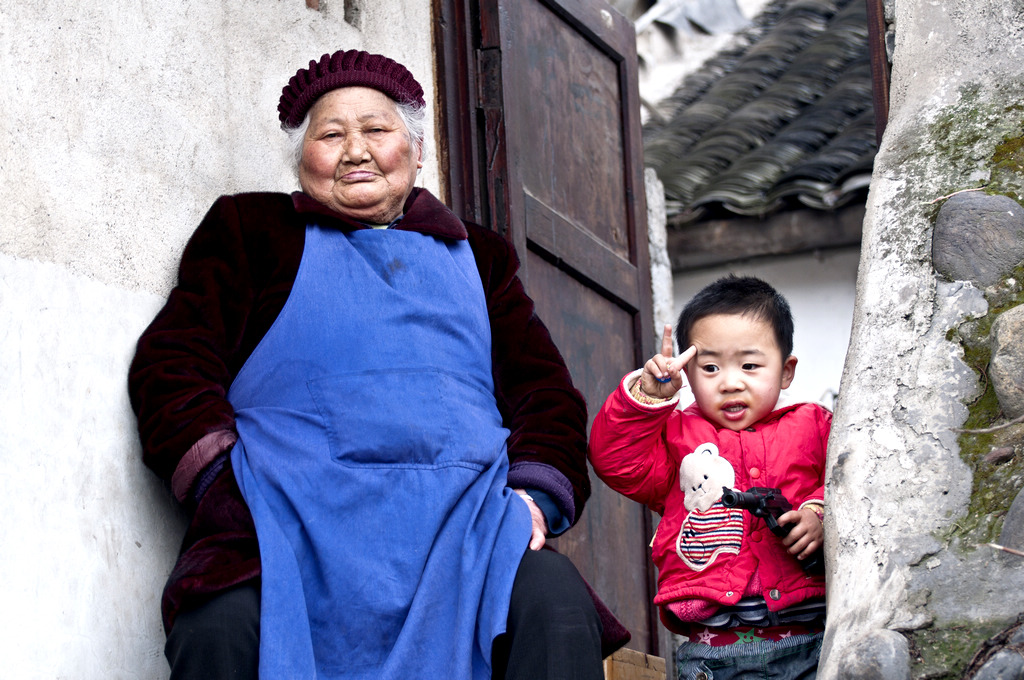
683 313 797 432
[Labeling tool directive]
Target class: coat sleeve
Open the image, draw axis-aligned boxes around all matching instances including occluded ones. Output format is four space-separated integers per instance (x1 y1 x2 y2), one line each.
466 224 590 525
588 372 680 516
128 196 257 500
795 404 831 507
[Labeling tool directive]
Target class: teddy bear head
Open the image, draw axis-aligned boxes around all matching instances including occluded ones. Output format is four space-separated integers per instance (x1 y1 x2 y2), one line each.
679 443 736 512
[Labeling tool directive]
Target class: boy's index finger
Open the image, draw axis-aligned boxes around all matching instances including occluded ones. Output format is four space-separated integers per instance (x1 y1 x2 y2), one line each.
666 345 697 375
660 324 674 357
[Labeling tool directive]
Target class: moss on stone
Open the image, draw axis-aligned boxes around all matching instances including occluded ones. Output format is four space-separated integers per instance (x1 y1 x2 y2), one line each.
991 134 1024 202
933 83 1024 538
992 135 1024 169
908 621 1006 679
927 229 1024 677
881 79 1024 680
926 82 1024 205
944 269 1024 547
946 397 1023 548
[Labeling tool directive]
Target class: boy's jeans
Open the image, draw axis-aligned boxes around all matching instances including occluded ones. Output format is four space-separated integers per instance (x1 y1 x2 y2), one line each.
676 632 822 680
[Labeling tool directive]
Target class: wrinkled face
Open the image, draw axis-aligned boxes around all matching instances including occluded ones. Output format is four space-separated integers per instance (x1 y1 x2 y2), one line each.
299 86 423 224
683 313 797 432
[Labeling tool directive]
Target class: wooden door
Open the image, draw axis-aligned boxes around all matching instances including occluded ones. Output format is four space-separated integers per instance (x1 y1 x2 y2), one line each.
434 0 658 655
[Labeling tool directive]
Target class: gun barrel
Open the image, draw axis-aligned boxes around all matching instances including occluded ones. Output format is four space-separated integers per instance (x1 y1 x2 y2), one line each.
720 488 764 508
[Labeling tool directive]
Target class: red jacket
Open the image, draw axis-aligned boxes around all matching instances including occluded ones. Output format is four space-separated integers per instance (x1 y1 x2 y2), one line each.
589 372 829 618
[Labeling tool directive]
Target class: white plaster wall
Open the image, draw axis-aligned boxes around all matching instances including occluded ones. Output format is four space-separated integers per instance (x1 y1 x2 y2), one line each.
0 253 180 677
0 1 436 676
646 168 676 346
673 248 861 411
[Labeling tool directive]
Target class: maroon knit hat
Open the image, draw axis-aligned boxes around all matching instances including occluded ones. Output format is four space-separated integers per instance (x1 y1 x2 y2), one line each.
278 49 425 128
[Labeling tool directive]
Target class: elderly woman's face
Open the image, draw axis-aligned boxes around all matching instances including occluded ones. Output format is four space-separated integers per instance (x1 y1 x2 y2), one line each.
299 86 423 224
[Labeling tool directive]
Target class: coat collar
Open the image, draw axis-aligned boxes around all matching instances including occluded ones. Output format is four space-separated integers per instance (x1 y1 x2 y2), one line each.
291 188 468 241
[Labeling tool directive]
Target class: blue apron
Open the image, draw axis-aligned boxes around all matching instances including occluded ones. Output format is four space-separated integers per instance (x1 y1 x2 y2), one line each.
229 224 532 679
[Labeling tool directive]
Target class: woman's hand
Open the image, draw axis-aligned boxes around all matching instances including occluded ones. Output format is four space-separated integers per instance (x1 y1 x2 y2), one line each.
515 489 549 550
779 507 824 561
639 324 697 400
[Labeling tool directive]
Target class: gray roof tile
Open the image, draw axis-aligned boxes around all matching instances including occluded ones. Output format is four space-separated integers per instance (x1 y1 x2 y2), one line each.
643 0 877 223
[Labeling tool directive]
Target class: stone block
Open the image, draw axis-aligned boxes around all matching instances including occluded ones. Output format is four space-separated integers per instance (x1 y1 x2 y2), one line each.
970 649 1024 680
836 629 911 680
932 193 1024 287
990 304 1024 419
999 487 1024 551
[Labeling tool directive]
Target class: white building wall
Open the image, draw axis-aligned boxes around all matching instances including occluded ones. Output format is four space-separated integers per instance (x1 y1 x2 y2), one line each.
673 248 861 411
0 2 436 676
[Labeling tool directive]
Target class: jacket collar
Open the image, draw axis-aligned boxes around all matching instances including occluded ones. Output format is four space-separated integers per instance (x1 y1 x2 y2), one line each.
291 188 468 241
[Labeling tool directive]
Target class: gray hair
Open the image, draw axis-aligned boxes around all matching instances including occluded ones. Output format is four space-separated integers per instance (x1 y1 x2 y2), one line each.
284 98 426 174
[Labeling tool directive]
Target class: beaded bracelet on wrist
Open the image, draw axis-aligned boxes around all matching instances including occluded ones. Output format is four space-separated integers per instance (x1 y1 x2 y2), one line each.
629 378 669 406
802 503 825 523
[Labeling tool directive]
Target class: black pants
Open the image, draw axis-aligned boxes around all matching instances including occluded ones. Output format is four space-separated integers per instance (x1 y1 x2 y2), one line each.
165 548 604 679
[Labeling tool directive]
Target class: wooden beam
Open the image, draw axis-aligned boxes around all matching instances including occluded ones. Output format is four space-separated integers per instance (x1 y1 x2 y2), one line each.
432 0 486 223
668 204 865 272
866 0 891 145
603 648 666 680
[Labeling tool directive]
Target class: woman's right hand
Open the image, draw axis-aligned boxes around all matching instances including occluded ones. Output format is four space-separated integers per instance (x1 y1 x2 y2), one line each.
639 324 697 400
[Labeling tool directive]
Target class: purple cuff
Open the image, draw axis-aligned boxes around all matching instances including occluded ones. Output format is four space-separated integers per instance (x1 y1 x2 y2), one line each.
507 461 576 525
171 430 238 502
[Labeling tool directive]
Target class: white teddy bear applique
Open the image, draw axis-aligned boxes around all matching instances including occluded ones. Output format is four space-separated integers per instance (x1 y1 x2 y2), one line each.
676 443 745 571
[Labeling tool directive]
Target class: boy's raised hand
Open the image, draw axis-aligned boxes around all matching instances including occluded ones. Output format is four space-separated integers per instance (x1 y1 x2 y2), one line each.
640 324 698 400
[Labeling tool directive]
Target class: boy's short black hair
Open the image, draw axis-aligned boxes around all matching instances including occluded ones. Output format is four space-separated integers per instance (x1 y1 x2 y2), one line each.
675 275 794 359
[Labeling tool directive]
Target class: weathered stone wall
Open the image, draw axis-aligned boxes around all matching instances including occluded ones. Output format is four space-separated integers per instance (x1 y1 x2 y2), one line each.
820 0 1024 677
0 2 436 676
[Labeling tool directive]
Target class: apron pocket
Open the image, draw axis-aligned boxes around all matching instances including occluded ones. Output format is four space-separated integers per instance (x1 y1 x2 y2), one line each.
309 367 506 468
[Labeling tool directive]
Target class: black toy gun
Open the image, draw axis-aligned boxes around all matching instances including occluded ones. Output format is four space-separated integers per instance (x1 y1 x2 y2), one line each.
720 486 824 574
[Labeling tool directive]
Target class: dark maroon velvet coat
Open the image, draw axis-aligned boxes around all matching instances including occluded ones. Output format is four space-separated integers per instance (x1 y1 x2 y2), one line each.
128 189 594 632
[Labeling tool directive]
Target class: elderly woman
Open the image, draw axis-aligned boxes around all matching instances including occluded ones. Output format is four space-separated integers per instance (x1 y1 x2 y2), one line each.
129 50 624 679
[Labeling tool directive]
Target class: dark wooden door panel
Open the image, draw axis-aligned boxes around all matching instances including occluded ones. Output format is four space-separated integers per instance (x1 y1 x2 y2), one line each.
498 0 641 261
524 194 640 309
523 250 636 434
495 0 656 653
525 252 655 646
505 1 632 261
434 0 657 654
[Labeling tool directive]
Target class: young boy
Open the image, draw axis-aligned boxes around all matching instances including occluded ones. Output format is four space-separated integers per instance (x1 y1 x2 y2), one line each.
589 275 828 679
